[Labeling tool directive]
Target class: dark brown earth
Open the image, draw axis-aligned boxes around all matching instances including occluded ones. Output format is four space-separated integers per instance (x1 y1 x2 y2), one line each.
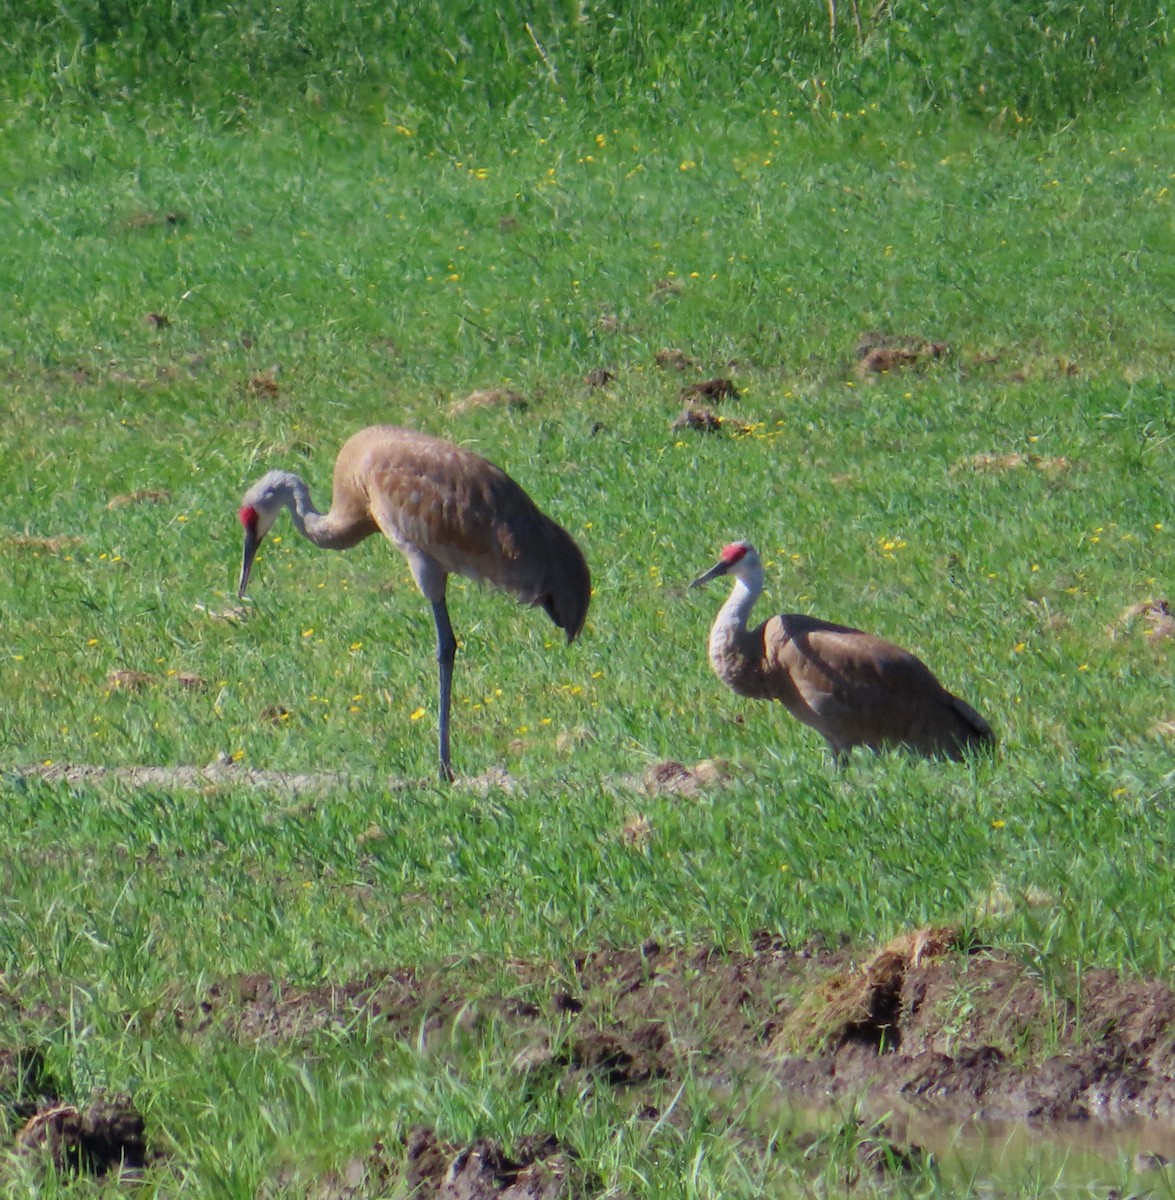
10 931 1175 1189
177 930 1175 1124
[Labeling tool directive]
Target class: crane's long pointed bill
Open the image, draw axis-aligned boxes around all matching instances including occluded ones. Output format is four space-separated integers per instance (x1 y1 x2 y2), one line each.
690 561 729 589
239 527 259 597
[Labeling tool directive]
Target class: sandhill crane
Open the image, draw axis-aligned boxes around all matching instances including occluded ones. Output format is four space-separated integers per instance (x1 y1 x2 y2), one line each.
690 542 994 764
237 425 591 782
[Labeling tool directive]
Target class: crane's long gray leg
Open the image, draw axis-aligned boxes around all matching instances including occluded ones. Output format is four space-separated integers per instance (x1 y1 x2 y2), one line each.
431 600 457 783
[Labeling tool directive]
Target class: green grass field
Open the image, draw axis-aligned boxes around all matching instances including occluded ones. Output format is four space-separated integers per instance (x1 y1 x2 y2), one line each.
1 2 1173 1193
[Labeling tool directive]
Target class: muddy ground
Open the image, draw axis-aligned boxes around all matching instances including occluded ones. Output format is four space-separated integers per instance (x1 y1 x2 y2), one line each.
175 931 1175 1123
9 905 1175 1189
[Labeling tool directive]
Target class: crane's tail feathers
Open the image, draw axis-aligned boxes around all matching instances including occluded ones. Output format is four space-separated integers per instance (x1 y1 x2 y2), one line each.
539 522 591 643
951 695 996 746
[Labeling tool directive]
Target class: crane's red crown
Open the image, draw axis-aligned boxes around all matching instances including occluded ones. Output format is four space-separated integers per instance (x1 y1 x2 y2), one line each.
238 504 258 529
720 542 751 564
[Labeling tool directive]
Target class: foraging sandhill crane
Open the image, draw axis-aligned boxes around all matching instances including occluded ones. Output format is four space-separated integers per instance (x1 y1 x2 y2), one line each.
690 542 994 764
237 425 591 782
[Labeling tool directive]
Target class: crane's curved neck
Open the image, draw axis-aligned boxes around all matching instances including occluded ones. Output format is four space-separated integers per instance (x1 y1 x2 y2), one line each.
274 474 352 550
709 570 763 664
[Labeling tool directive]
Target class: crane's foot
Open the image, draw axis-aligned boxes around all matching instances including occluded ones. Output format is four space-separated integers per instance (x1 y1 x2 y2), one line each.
439 760 455 784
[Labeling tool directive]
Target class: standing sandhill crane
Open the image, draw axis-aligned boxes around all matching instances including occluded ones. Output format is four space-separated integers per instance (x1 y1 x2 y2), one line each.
237 425 591 782
690 542 994 764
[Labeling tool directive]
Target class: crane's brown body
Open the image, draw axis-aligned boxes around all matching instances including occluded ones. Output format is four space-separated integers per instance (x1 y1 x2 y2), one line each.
692 543 993 763
237 425 591 780
319 426 590 635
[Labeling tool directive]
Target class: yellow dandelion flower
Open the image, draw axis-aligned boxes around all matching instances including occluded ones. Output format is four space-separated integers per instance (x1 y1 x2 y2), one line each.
409 707 427 721
991 819 1006 829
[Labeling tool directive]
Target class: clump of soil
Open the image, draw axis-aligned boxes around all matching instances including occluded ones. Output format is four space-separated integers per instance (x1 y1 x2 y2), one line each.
854 332 949 376
640 758 731 796
16 1094 148 1177
671 404 722 433
679 377 738 403
105 669 207 693
1107 599 1174 642
406 1128 580 1199
653 347 696 370
583 367 615 389
247 370 280 397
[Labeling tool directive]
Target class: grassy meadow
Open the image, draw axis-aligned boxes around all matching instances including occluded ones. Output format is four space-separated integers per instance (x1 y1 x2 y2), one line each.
1 1 1174 1193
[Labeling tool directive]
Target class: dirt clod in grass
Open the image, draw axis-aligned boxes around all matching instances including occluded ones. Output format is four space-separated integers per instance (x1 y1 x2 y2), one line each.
106 669 156 692
620 813 652 848
1108 599 1174 642
406 1128 578 1200
671 404 722 433
356 822 386 847
247 371 280 397
649 278 683 301
106 488 170 510
16 1093 148 1178
583 367 615 388
854 332 949 376
653 347 696 370
679 377 738 403
448 388 528 416
105 669 206 693
641 758 730 796
143 311 170 328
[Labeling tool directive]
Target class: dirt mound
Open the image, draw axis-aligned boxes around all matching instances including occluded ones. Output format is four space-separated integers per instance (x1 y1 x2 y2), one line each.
16 1093 149 1178
406 1128 579 1199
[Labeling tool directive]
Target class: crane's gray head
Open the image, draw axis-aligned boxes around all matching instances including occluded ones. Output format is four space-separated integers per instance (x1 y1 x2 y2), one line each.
689 541 761 589
237 470 297 597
